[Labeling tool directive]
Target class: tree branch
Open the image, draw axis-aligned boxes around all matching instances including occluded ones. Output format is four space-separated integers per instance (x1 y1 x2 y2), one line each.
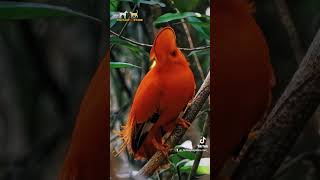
273 150 320 179
233 28 320 179
110 30 210 52
137 72 210 177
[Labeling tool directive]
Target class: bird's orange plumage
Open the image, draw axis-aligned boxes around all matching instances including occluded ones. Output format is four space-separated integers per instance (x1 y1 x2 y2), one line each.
59 52 108 180
213 0 275 178
118 27 195 159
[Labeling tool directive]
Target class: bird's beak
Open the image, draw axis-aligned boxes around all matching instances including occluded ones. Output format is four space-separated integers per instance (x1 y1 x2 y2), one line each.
150 59 156 69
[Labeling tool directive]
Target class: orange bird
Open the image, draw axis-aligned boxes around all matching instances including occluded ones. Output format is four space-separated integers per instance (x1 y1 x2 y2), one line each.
59 53 108 180
213 0 275 178
117 27 196 159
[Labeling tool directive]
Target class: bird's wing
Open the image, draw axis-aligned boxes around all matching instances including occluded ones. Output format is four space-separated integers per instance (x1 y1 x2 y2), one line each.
129 70 162 153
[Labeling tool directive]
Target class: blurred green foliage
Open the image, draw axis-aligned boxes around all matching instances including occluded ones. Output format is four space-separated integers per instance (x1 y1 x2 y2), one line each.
0 1 100 21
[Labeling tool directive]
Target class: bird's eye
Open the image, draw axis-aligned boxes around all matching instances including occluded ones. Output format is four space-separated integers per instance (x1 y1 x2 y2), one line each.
170 50 177 57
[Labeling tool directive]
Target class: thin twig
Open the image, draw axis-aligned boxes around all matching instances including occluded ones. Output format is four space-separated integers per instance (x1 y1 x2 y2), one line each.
187 115 210 180
110 5 138 99
167 0 205 80
110 30 210 51
110 30 152 48
110 5 138 51
137 72 210 177
181 19 205 80
274 0 304 64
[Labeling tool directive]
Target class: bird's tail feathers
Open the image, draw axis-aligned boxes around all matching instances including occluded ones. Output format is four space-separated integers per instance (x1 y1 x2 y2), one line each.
113 115 135 157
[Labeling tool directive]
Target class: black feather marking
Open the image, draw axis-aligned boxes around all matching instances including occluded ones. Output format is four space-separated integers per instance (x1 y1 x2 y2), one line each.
135 133 148 152
149 112 160 123
132 123 145 152
132 112 160 152
160 126 166 136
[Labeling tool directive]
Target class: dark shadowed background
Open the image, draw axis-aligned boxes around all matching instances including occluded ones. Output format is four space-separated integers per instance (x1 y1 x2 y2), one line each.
255 1 320 179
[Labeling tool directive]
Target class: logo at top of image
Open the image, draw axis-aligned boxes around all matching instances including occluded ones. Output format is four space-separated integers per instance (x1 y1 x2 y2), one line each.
115 10 143 22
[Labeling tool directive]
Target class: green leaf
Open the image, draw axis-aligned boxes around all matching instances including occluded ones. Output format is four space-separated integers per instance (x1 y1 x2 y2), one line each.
172 0 200 12
139 0 166 7
120 0 165 7
180 165 210 175
154 12 207 25
187 16 210 40
110 0 119 11
188 49 210 57
169 154 182 165
180 158 210 175
176 159 191 168
177 151 196 160
0 2 101 22
110 62 141 69
196 166 210 175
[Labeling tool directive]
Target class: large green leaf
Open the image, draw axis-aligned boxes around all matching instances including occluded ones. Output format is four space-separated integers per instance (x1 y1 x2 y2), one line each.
187 16 210 40
169 154 182 165
174 141 196 160
172 0 200 12
180 165 210 175
154 12 207 25
180 158 210 175
0 1 101 22
110 62 141 69
138 0 166 7
110 0 119 11
177 151 196 160
120 0 166 7
176 159 191 168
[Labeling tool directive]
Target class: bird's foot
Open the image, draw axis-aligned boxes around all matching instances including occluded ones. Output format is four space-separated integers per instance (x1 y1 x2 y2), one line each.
183 102 193 113
248 130 259 141
160 144 170 157
152 139 170 156
177 118 191 128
